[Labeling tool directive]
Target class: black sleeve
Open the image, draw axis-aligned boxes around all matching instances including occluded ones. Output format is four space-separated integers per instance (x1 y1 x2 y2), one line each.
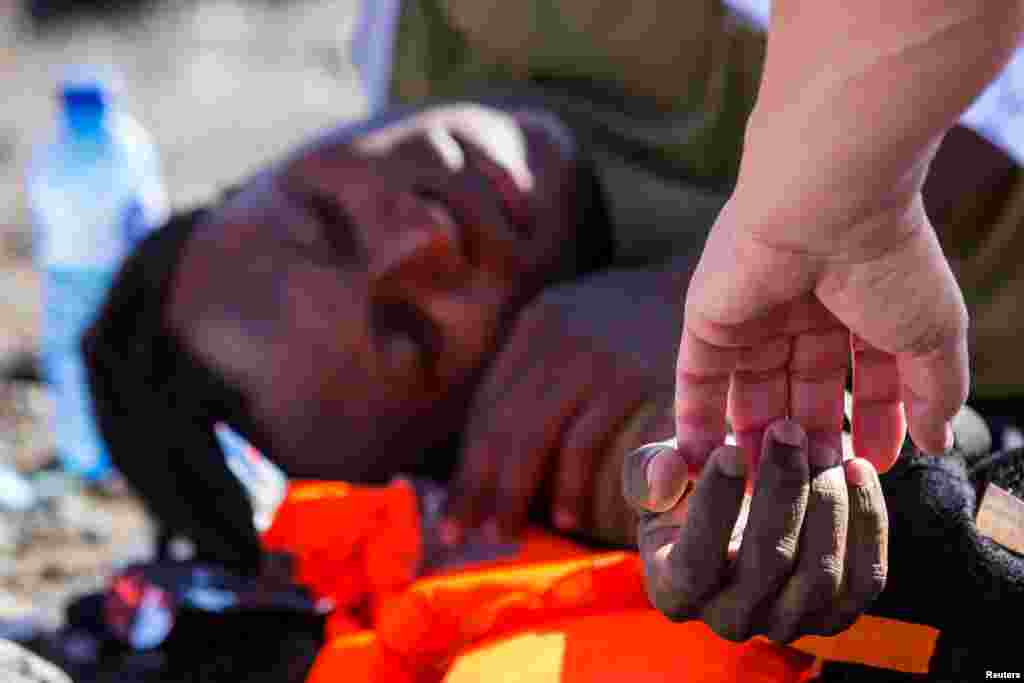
868 448 1024 680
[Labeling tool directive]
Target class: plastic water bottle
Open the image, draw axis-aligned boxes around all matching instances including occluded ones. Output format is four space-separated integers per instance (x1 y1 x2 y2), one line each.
26 67 169 481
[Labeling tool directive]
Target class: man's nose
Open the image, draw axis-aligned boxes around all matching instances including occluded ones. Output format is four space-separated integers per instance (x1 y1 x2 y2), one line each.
365 192 467 295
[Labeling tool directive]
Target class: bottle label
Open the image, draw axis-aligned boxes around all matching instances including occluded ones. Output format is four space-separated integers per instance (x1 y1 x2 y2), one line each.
42 266 116 480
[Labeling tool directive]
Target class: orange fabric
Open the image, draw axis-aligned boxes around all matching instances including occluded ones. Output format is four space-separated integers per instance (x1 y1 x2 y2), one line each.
305 631 415 683
264 481 936 682
261 479 421 612
447 612 818 683
791 615 940 675
375 553 649 676
466 527 591 567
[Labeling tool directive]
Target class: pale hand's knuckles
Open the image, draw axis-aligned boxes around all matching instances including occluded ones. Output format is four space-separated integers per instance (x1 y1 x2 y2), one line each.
899 289 968 361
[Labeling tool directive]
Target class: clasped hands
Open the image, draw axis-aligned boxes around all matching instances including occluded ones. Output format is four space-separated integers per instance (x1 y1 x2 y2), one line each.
624 135 970 639
623 421 888 644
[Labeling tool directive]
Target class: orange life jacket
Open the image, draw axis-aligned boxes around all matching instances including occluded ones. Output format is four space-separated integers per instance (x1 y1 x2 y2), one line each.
260 480 939 682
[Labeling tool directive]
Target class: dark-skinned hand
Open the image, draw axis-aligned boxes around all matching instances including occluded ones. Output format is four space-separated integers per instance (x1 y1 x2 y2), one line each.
442 266 682 544
623 418 888 643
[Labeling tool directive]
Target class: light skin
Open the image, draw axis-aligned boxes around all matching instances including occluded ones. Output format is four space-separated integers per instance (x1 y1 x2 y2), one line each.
674 0 1024 476
653 0 1023 638
166 102 886 641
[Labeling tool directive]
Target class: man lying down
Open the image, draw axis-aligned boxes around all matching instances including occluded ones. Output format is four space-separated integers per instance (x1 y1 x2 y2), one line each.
83 101 1024 679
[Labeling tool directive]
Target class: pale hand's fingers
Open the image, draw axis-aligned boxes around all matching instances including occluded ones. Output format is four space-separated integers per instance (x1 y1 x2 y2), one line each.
702 420 810 642
674 327 734 473
823 225 968 458
764 448 848 643
899 334 969 456
638 445 747 621
789 329 848 468
896 226 970 457
727 336 790 477
851 336 907 472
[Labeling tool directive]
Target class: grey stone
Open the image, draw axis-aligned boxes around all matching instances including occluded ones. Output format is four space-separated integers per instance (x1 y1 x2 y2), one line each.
0 639 72 683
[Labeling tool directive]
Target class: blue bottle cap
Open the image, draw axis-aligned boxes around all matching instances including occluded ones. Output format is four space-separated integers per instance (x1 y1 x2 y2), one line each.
58 66 120 136
58 64 122 99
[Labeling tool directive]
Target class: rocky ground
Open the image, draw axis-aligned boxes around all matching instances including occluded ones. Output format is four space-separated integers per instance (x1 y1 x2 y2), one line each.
0 0 366 657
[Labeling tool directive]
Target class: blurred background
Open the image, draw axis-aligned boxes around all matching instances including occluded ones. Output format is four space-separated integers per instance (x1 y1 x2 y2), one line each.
2 0 367 355
0 0 365 640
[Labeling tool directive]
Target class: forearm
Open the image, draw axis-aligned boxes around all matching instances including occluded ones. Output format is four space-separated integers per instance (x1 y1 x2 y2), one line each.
737 0 1024 253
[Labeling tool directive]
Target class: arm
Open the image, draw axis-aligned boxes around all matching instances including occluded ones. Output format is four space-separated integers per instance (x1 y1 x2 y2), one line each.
676 0 1024 477
445 254 693 545
740 0 1023 246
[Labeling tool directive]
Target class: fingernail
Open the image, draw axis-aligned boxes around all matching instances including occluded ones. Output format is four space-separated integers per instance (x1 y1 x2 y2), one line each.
714 445 747 479
769 419 806 448
647 447 690 508
944 422 955 451
844 458 871 487
766 420 807 467
439 518 461 547
808 444 841 470
554 508 577 532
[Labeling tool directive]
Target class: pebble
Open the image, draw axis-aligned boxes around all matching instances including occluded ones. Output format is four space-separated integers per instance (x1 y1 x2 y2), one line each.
0 639 72 683
0 463 38 513
0 519 19 555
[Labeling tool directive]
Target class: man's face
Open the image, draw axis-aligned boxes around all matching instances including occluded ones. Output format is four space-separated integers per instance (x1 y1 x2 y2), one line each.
168 104 583 480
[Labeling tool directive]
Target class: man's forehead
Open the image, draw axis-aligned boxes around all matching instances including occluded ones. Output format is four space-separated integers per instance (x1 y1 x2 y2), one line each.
174 201 286 333
195 173 293 251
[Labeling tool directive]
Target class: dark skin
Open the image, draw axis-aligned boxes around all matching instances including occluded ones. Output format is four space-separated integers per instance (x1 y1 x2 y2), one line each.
166 102 889 643
170 105 584 482
443 261 685 544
